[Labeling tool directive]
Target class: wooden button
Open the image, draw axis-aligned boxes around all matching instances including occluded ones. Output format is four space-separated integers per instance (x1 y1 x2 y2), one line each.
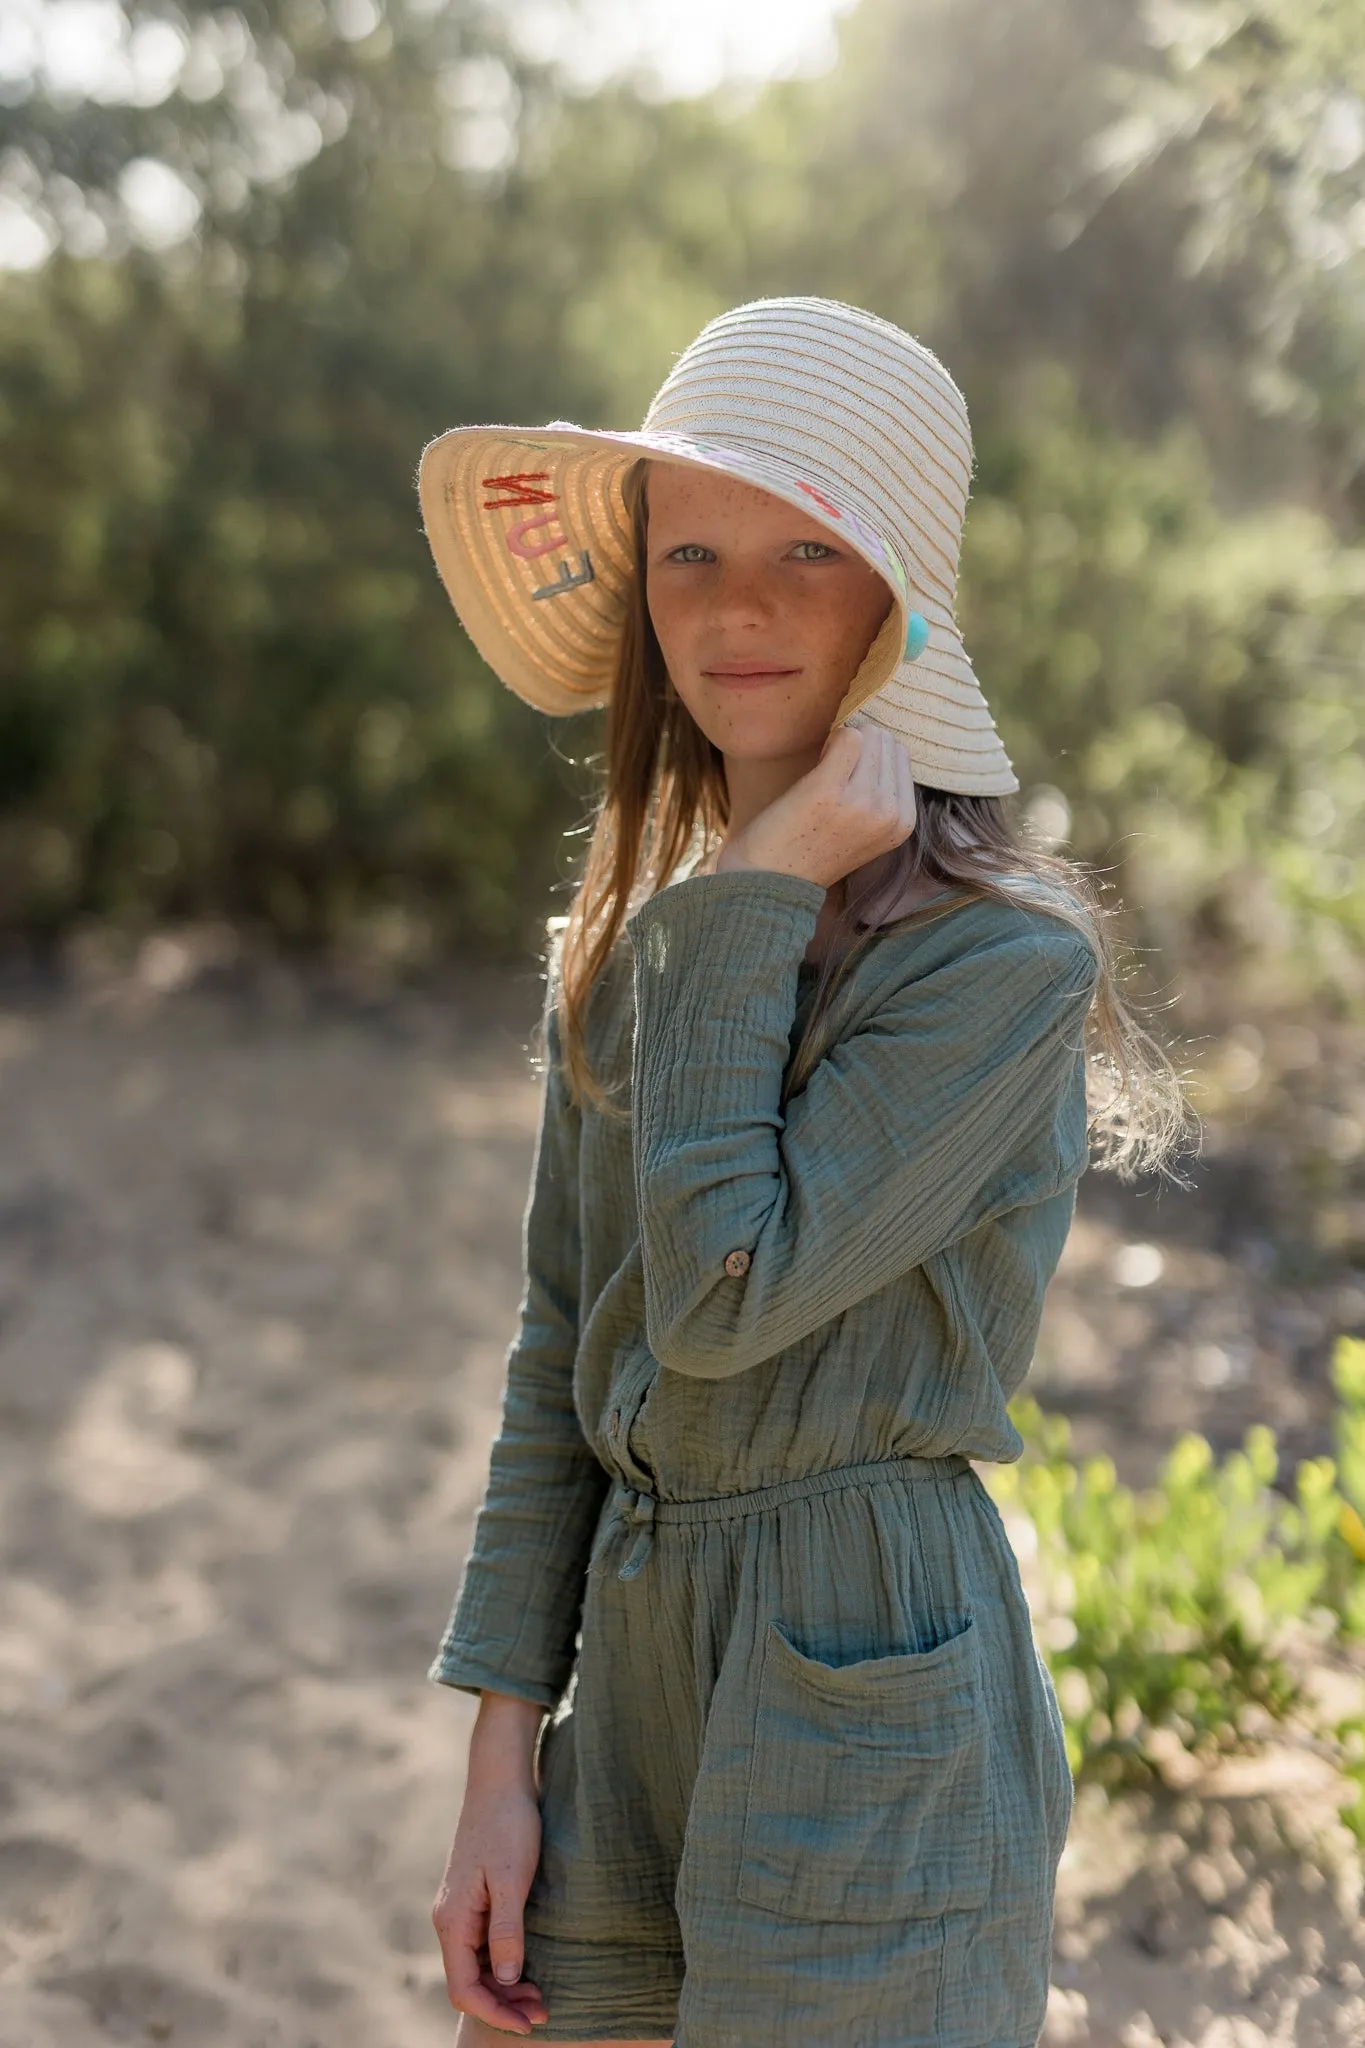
723 1248 752 1278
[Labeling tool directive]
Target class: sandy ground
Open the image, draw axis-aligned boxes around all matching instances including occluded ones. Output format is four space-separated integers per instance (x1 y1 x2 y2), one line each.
0 940 1361 2048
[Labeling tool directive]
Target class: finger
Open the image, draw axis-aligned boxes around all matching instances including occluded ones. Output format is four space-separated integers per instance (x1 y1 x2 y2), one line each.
819 723 863 783
440 1928 538 2035
473 1965 549 2032
486 1884 526 1988
434 1886 530 2034
874 728 898 816
842 721 883 804
855 726 895 823
477 1963 548 2016
893 738 917 840
432 1893 483 2009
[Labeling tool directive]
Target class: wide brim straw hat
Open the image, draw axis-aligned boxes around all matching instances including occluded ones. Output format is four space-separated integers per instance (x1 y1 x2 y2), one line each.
416 296 1017 797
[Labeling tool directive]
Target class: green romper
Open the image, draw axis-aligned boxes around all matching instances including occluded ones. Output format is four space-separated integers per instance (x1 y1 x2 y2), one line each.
430 869 1098 2048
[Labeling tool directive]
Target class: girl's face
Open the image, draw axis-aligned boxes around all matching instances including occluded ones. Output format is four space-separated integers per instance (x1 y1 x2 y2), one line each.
643 464 895 762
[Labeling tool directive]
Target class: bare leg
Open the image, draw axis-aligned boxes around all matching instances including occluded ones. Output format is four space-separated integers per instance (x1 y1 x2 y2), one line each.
456 2024 672 2048
456 2022 672 2048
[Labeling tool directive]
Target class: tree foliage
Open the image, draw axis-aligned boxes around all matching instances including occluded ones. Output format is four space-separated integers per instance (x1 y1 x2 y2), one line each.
0 0 1362 979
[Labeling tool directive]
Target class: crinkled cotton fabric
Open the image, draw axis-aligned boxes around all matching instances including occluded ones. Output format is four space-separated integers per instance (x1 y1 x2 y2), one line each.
429 871 1097 2046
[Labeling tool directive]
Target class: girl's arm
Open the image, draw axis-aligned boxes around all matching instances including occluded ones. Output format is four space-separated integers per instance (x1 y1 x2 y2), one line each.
431 1691 550 2036
627 869 1097 1382
429 979 607 1710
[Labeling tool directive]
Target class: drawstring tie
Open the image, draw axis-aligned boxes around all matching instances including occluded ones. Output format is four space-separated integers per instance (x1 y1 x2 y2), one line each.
611 1484 657 1580
600 1454 977 1584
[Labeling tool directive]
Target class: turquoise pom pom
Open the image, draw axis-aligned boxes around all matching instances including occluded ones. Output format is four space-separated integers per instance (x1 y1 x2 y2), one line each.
903 610 929 661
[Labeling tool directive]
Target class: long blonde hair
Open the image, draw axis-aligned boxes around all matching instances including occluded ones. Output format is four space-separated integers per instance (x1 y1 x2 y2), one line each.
551 461 1189 1180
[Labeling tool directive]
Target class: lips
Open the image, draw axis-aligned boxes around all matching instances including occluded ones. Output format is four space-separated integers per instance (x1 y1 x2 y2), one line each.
704 665 799 681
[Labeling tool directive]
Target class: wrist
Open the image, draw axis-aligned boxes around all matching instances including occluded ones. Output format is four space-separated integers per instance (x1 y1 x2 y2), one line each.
468 1691 544 1786
714 841 822 886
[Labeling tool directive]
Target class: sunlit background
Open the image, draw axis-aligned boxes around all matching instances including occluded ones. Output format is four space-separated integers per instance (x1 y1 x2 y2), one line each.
0 0 861 261
2 4 1365 2044
2 0 1362 986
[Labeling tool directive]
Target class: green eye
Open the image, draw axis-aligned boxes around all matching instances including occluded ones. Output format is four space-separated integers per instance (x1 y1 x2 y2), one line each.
791 540 835 561
669 544 713 564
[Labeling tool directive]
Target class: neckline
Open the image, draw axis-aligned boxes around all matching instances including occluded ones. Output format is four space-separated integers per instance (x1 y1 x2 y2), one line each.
799 887 969 977
853 883 961 927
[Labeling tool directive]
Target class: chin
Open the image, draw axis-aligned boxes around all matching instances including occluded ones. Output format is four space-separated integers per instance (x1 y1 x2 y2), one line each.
696 699 835 756
704 725 812 761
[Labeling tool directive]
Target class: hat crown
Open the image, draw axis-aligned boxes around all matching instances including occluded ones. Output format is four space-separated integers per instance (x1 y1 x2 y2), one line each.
642 296 975 612
416 293 1019 795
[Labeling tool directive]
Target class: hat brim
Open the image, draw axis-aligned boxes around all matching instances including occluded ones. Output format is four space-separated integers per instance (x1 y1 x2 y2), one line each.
416 422 1019 796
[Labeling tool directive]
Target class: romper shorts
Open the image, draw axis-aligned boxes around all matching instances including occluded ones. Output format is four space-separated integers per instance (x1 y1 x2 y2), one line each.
521 1454 1073 2048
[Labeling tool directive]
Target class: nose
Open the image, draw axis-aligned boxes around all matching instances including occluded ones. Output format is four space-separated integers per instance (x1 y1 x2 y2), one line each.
708 558 780 633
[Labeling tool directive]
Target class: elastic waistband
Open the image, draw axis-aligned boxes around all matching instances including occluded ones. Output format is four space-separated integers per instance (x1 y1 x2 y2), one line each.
603 1453 973 1582
651 1452 971 1524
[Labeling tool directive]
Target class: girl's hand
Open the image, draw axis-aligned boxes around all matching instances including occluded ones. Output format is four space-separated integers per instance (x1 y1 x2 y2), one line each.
714 721 917 889
432 1699 549 2037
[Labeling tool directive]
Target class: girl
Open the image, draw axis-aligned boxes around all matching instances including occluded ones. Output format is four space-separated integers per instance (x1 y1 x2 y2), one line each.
416 297 1182 2048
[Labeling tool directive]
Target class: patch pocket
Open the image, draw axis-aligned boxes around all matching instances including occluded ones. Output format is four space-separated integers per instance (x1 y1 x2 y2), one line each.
737 1615 993 1924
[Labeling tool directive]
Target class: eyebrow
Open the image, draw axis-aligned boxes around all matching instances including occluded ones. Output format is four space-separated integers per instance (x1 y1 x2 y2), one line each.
650 529 842 550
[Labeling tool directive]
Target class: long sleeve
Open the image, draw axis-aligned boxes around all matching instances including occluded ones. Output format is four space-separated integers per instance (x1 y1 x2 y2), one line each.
428 979 609 1710
626 870 1097 1382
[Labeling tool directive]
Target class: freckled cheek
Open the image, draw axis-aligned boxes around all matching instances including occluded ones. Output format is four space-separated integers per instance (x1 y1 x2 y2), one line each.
644 581 694 669
793 598 860 678
828 585 894 679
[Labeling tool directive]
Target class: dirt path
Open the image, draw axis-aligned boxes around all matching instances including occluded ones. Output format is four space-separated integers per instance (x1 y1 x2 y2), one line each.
0 951 1359 2047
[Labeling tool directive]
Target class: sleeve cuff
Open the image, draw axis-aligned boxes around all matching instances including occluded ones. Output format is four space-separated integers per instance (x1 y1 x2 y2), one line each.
626 867 827 966
626 866 826 1086
426 1655 561 1712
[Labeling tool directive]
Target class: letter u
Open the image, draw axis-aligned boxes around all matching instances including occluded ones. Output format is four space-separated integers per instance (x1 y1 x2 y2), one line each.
507 513 570 560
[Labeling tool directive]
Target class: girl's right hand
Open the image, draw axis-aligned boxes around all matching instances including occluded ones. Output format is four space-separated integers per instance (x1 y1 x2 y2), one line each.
714 720 917 889
432 1700 549 2036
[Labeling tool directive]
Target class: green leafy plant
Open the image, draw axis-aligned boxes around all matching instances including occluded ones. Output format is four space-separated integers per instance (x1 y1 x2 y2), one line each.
1337 1715 1365 1844
1329 1337 1365 1637
989 1335 1365 1841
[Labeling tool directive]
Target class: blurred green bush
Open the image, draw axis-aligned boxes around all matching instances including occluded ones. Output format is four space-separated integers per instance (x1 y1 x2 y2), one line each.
1 0 1362 984
989 1336 1365 1843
